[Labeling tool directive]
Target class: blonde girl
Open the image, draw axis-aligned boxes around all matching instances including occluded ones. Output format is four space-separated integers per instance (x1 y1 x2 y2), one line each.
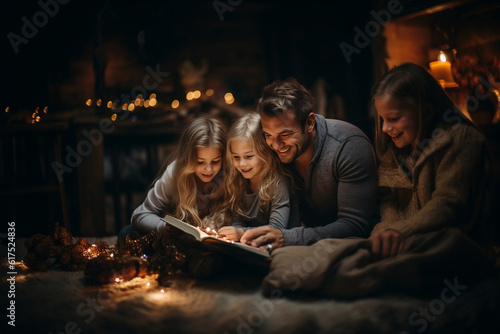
218 112 300 242
370 62 492 259
119 117 228 244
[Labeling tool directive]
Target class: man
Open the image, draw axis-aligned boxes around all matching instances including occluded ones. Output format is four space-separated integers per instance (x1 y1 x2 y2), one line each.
241 78 377 251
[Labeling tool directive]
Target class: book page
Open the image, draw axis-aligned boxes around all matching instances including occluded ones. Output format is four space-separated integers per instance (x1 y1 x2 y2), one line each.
161 215 208 240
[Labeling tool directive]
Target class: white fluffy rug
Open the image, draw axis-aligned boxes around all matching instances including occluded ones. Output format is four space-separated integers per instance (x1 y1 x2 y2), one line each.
2 238 500 334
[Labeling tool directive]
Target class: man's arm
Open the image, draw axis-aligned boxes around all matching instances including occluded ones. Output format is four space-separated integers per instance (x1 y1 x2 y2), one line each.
242 137 377 248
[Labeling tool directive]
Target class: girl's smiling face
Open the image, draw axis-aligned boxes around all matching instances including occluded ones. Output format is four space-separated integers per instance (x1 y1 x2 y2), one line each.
375 95 419 150
230 138 264 185
194 147 222 183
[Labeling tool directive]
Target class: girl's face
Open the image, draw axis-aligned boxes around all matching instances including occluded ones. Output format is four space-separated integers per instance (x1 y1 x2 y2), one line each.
375 95 419 150
194 147 222 183
230 139 264 183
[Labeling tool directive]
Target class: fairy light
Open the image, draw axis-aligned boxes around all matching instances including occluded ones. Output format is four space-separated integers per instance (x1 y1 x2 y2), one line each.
160 289 165 293
35 107 40 113
128 103 135 112
224 92 234 105
186 91 194 100
149 97 157 107
107 101 113 108
115 278 120 283
43 107 48 113
86 99 92 106
5 107 9 113
96 99 102 107
122 103 128 111
144 100 150 108
193 90 201 99
134 98 141 106
205 89 214 97
171 100 179 109
147 282 150 287
111 114 117 121
149 93 156 99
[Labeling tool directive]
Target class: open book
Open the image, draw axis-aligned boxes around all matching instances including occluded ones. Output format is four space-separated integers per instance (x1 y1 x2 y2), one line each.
160 215 271 263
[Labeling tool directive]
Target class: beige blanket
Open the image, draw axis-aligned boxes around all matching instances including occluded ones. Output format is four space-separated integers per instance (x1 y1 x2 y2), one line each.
263 228 496 298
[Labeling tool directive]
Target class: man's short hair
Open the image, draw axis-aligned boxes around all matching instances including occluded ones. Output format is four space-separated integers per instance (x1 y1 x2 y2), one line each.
257 77 313 126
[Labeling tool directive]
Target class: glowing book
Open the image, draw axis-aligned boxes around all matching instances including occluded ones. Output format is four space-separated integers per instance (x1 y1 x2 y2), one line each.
160 215 271 263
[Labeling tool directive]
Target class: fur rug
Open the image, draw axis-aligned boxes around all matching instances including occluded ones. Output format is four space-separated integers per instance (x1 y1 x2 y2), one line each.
2 238 500 334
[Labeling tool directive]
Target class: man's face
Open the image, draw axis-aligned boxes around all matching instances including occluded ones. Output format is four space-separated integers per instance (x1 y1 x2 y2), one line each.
260 110 312 164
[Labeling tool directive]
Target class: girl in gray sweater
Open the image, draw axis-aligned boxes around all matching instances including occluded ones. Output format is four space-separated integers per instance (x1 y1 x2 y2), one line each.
218 113 300 241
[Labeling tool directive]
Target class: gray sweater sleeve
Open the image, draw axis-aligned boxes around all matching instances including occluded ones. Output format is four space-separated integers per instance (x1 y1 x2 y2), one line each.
280 137 377 245
231 176 293 230
130 162 176 232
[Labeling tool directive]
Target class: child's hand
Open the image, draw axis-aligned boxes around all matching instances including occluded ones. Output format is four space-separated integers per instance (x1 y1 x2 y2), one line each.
369 229 404 261
217 226 244 241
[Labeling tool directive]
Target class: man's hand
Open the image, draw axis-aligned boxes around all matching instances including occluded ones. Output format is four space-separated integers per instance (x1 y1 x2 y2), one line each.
369 229 404 261
240 226 284 251
217 226 244 241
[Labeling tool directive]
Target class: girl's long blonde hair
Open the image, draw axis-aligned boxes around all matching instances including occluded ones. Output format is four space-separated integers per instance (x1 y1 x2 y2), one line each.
226 112 291 217
152 117 227 227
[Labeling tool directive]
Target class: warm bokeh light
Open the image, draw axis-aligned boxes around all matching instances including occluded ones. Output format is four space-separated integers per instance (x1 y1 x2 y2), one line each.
122 103 128 111
149 97 157 107
31 112 36 118
35 107 40 113
137 94 143 99
35 116 41 122
134 98 141 106
150 93 156 99
128 103 135 111
111 114 117 121
97 99 102 107
205 89 214 97
43 107 48 113
171 100 180 108
107 101 113 108
86 99 92 106
225 92 235 104
5 107 9 113
186 91 194 100
144 100 150 108
193 90 201 99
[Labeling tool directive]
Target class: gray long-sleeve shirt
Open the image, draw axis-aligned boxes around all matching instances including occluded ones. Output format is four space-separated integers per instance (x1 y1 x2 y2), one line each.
231 174 301 230
280 114 377 245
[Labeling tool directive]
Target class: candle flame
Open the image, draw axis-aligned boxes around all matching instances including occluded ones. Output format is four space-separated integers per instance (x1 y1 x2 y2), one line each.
439 52 447 63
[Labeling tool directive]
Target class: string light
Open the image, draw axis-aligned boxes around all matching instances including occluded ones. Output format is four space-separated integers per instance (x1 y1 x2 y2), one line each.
76 88 236 119
5 107 9 113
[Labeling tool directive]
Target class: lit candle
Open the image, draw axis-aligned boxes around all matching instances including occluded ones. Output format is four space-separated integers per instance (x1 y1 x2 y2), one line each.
429 52 457 88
